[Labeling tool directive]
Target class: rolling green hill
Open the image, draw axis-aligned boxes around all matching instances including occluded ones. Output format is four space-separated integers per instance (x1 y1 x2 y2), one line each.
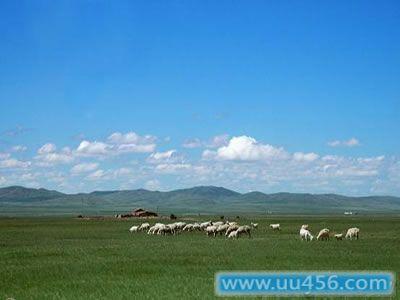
0 185 399 216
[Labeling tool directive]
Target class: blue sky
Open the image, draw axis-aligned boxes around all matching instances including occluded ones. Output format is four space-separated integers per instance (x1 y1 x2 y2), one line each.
0 1 399 195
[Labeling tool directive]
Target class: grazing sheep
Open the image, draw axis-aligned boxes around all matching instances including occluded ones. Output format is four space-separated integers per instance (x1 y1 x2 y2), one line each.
147 223 164 235
251 222 258 229
236 225 251 238
227 230 239 239
129 225 139 233
226 221 238 226
216 224 230 235
334 233 344 240
192 223 201 231
139 223 150 231
200 221 213 230
345 227 360 240
317 228 330 241
183 224 194 231
174 222 186 231
225 225 239 236
270 224 281 231
205 225 218 237
166 223 178 235
157 224 175 235
213 221 224 227
299 228 313 241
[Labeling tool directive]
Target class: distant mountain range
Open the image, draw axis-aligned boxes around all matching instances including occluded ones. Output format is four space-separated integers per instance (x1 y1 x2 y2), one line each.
1 185 400 216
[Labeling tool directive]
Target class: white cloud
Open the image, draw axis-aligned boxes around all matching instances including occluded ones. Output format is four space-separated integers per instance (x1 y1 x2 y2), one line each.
328 138 360 147
205 136 288 161
0 158 31 169
113 167 133 177
38 143 57 154
182 138 202 148
86 169 106 181
155 163 192 174
147 150 179 164
207 134 229 148
183 134 229 149
0 175 7 185
293 152 319 162
144 179 160 190
11 145 27 152
35 146 74 166
70 162 99 174
0 153 10 159
108 132 156 144
116 143 155 153
76 132 156 157
76 140 109 156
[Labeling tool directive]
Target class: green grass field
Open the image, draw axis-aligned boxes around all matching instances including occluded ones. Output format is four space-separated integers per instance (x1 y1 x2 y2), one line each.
0 216 399 299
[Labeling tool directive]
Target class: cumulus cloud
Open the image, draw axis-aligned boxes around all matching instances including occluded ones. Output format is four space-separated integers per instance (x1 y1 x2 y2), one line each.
11 145 27 152
0 158 31 169
155 163 192 174
35 144 74 166
0 153 10 160
183 134 229 149
38 143 57 154
147 150 180 164
76 141 109 156
328 138 360 147
207 134 230 148
293 152 319 162
86 169 106 181
108 132 156 144
76 132 156 157
182 138 202 148
70 162 99 174
113 167 133 177
204 136 288 161
144 179 161 190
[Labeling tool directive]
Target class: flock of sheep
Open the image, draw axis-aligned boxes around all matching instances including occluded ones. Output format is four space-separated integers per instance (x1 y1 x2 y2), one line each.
299 224 360 241
129 220 360 241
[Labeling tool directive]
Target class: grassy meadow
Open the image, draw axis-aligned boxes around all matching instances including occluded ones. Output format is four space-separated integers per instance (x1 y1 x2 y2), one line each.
0 216 399 299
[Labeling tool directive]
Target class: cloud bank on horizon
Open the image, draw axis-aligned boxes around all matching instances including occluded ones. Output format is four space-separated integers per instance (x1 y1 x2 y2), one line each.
0 132 398 196
0 2 399 195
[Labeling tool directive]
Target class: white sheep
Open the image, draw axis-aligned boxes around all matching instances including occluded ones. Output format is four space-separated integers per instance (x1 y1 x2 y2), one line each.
251 222 258 229
192 223 201 231
147 223 164 235
205 225 218 237
226 221 238 226
270 224 281 231
175 222 186 230
216 224 230 235
138 223 150 231
183 224 194 231
225 225 239 236
129 225 139 233
334 233 344 240
213 221 224 227
227 230 239 239
236 225 251 238
200 221 213 230
345 227 360 240
317 228 330 241
299 228 313 241
301 224 309 230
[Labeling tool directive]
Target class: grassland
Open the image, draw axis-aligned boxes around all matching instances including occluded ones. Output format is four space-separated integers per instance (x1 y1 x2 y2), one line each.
0 216 399 299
